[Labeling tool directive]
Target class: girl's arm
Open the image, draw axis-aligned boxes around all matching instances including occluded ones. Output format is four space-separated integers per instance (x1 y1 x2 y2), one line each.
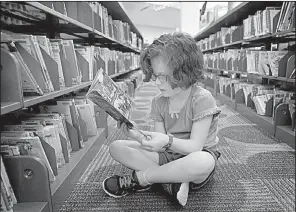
153 121 167 134
167 115 212 155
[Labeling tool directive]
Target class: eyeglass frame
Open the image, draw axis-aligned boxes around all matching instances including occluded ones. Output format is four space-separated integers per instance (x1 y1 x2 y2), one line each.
151 73 169 83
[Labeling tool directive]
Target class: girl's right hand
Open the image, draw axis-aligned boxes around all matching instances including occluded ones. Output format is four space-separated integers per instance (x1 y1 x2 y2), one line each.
117 121 144 142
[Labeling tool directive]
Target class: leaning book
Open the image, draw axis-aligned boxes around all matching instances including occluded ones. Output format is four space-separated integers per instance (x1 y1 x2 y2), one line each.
86 68 135 128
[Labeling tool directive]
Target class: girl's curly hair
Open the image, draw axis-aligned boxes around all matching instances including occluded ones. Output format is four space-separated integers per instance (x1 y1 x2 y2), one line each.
140 32 204 89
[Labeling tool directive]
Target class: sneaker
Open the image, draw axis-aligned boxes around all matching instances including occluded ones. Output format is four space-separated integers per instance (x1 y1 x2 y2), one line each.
102 171 151 198
162 182 189 206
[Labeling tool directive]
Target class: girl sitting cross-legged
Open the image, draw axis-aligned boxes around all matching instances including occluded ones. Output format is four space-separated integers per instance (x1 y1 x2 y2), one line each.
102 32 221 207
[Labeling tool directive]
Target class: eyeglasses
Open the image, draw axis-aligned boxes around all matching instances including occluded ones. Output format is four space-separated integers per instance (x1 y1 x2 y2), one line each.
151 73 168 83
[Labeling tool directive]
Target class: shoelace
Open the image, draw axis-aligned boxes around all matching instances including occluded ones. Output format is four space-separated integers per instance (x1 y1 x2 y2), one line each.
119 175 133 189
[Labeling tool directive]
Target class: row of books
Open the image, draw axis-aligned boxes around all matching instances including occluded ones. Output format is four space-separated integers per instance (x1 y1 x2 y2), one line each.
0 96 100 183
0 2 143 50
203 50 294 78
276 2 295 32
197 4 295 50
243 7 281 39
200 3 229 30
1 32 140 97
102 48 140 76
204 73 295 122
1 156 17 212
114 71 144 98
197 25 244 50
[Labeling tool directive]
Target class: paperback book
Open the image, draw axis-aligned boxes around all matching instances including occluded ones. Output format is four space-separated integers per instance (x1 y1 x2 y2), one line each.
86 68 135 129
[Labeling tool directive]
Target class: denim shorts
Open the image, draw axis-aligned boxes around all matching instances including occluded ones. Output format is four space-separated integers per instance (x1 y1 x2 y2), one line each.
158 147 221 190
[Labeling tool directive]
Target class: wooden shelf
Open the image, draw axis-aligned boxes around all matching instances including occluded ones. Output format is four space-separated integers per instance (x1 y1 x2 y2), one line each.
51 128 104 195
23 82 92 108
1 102 23 115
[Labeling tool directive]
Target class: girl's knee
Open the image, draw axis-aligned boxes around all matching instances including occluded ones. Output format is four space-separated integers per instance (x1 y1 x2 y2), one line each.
109 140 127 156
186 151 216 177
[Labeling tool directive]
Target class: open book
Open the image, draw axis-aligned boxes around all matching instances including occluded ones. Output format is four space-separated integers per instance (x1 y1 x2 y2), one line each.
86 69 135 129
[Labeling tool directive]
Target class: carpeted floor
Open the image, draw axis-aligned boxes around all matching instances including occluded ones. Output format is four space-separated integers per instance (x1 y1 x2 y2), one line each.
58 82 295 212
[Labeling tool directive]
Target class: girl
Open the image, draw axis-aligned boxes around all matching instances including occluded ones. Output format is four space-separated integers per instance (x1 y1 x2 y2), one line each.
102 32 221 206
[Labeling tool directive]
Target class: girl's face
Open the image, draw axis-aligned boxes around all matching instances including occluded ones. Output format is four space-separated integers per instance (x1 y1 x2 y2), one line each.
151 56 182 98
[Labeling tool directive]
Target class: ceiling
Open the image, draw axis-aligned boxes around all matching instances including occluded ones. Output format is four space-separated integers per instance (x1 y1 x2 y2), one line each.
121 2 181 29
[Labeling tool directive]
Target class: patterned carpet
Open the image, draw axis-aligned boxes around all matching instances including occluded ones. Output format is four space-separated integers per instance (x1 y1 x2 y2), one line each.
58 82 295 212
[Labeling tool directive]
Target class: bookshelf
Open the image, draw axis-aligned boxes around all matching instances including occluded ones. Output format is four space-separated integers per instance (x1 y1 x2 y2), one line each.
1 2 142 53
194 2 282 41
0 2 143 212
196 2 295 149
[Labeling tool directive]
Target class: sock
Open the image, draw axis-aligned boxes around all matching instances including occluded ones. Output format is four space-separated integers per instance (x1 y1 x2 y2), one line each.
135 170 151 187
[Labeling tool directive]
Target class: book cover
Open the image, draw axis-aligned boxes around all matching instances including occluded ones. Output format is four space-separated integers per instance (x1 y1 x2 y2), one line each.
86 68 135 129
49 40 66 88
76 104 98 136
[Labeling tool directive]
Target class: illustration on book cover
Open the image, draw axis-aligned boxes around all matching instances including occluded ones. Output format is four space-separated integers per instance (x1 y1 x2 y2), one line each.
86 68 134 125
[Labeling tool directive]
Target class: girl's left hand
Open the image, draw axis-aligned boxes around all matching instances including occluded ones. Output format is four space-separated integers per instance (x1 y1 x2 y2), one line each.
140 131 169 152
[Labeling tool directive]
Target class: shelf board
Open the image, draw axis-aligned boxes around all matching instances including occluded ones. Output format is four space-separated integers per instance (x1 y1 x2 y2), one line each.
23 82 92 108
1 102 23 115
51 128 104 195
14 202 48 212
194 2 282 41
206 68 295 83
110 67 140 78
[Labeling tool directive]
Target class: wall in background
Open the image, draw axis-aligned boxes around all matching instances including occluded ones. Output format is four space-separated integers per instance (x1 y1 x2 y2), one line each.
121 2 181 44
137 24 177 44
